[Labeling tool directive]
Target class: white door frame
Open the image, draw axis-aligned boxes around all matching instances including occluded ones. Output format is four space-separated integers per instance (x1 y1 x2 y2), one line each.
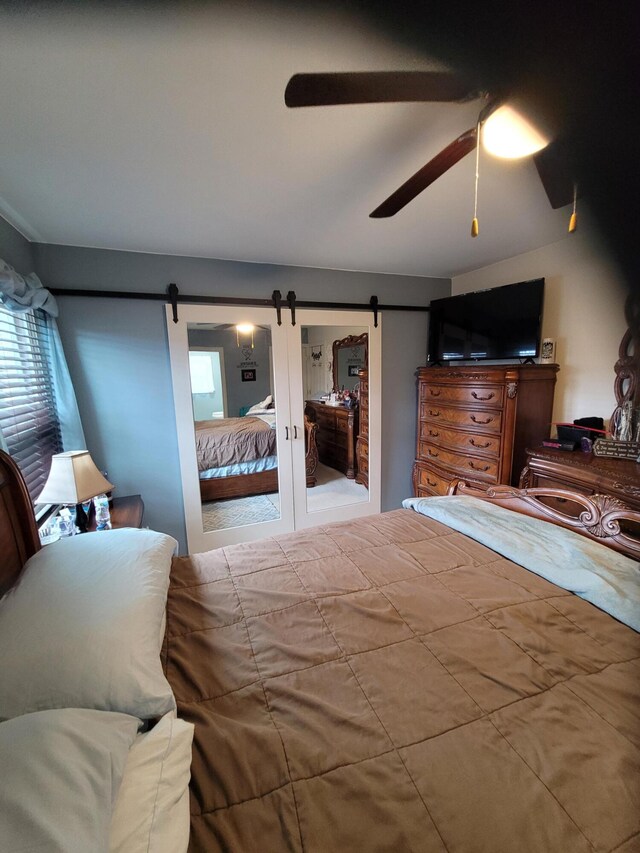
287 309 382 528
166 304 295 553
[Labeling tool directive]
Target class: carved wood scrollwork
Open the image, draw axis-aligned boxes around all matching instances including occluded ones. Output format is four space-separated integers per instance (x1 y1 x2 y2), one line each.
507 382 518 399
450 481 640 560
611 294 640 435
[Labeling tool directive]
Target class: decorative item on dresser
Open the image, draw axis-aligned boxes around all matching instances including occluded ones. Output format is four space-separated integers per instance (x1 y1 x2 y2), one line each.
355 367 369 488
413 363 558 497
521 302 640 514
305 399 359 478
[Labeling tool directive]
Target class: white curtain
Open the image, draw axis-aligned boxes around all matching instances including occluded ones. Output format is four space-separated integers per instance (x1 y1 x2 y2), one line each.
0 259 86 452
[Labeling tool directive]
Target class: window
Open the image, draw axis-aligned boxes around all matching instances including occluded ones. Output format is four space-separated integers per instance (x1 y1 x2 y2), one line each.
0 304 63 504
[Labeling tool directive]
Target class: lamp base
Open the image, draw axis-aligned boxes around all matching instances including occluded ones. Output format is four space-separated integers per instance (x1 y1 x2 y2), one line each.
75 502 90 534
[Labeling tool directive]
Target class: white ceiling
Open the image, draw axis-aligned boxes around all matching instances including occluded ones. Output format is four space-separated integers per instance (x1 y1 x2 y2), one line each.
0 3 575 279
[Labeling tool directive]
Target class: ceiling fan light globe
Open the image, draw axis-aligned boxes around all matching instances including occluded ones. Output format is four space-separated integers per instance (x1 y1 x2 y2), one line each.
482 105 549 159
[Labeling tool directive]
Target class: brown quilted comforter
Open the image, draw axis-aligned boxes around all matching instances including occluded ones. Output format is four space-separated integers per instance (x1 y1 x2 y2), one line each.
164 509 640 853
195 417 276 472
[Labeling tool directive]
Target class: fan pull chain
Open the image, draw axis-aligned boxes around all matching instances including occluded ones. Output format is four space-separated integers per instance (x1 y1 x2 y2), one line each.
471 122 480 238
568 184 578 233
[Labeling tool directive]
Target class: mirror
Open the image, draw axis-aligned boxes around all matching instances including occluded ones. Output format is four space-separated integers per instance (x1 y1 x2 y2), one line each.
187 321 281 533
333 333 368 392
302 325 369 513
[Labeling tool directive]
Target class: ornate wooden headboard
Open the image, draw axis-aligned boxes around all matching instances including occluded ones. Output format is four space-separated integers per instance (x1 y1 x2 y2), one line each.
0 450 40 596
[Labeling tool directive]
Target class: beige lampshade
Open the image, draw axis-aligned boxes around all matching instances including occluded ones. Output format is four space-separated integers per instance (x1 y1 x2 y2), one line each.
36 451 114 505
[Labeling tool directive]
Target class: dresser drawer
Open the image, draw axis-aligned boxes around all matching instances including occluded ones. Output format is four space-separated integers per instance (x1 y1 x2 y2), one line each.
419 423 501 458
334 431 348 450
315 407 336 428
415 464 452 495
418 443 499 483
420 402 503 434
336 415 353 434
421 383 504 409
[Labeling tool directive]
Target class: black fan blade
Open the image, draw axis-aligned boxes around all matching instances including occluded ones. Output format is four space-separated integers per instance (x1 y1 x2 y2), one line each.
534 139 576 209
370 127 477 218
285 71 477 107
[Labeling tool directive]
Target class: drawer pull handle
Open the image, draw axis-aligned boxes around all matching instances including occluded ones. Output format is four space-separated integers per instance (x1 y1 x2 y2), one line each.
430 389 441 397
429 429 439 437
470 415 492 424
469 461 490 472
471 391 495 401
470 439 490 448
427 478 438 487
429 409 440 417
428 449 439 458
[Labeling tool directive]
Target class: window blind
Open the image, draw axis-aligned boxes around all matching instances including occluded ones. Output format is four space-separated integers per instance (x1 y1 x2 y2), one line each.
0 305 63 503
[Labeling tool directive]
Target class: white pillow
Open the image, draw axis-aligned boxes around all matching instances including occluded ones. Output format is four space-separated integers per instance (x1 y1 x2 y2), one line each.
0 708 140 853
0 528 177 721
109 712 194 853
247 394 273 414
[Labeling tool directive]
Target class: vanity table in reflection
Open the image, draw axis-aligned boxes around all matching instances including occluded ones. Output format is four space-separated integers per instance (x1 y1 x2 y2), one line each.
305 400 359 478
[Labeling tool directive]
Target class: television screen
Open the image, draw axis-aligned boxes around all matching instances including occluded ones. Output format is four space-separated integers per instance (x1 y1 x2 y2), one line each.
427 279 544 362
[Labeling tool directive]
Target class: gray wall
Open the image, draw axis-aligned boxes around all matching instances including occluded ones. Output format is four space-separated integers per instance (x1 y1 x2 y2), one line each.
0 216 34 272
29 242 449 552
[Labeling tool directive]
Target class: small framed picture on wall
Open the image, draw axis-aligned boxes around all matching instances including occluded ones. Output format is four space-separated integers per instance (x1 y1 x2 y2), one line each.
348 365 360 377
241 369 256 382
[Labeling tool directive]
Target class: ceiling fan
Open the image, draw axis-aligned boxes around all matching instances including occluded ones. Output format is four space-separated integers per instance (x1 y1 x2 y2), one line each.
284 71 574 218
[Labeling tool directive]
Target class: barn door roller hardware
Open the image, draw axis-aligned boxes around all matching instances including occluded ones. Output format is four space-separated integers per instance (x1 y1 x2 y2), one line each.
49 283 430 324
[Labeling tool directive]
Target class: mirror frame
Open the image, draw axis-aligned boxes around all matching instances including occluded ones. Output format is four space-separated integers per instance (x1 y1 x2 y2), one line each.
332 333 368 391
611 293 640 434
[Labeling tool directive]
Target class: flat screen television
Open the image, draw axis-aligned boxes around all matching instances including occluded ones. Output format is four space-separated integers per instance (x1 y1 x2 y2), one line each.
427 278 544 363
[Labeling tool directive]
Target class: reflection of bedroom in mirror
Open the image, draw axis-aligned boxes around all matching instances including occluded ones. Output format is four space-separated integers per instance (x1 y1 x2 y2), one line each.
188 322 281 533
168 304 380 552
302 326 369 512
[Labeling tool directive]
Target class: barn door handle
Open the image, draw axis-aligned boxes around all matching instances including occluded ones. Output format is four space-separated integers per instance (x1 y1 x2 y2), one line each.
285 426 290 440
294 425 299 439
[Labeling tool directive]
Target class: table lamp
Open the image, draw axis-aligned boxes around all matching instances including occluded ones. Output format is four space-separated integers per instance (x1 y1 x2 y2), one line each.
36 451 114 533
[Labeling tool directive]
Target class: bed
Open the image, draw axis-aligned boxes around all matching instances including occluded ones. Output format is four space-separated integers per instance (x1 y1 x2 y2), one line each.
197 410 318 502
2 449 640 852
0 450 194 853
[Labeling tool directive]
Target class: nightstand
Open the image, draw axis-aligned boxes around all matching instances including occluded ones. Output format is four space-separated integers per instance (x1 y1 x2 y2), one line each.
87 495 144 531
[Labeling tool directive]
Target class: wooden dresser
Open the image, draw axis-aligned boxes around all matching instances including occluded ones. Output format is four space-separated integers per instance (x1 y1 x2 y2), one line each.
520 447 640 512
355 368 369 488
413 364 558 497
305 400 359 478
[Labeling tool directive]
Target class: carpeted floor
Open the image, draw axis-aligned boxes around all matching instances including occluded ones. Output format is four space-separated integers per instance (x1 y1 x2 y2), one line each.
202 493 280 532
202 464 368 531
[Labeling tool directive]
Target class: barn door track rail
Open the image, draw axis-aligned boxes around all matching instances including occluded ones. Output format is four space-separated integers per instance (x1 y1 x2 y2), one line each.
49 283 430 327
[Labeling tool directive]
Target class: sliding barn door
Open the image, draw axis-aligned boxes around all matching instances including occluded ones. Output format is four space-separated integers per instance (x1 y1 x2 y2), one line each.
287 309 381 528
167 305 382 552
166 305 295 553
